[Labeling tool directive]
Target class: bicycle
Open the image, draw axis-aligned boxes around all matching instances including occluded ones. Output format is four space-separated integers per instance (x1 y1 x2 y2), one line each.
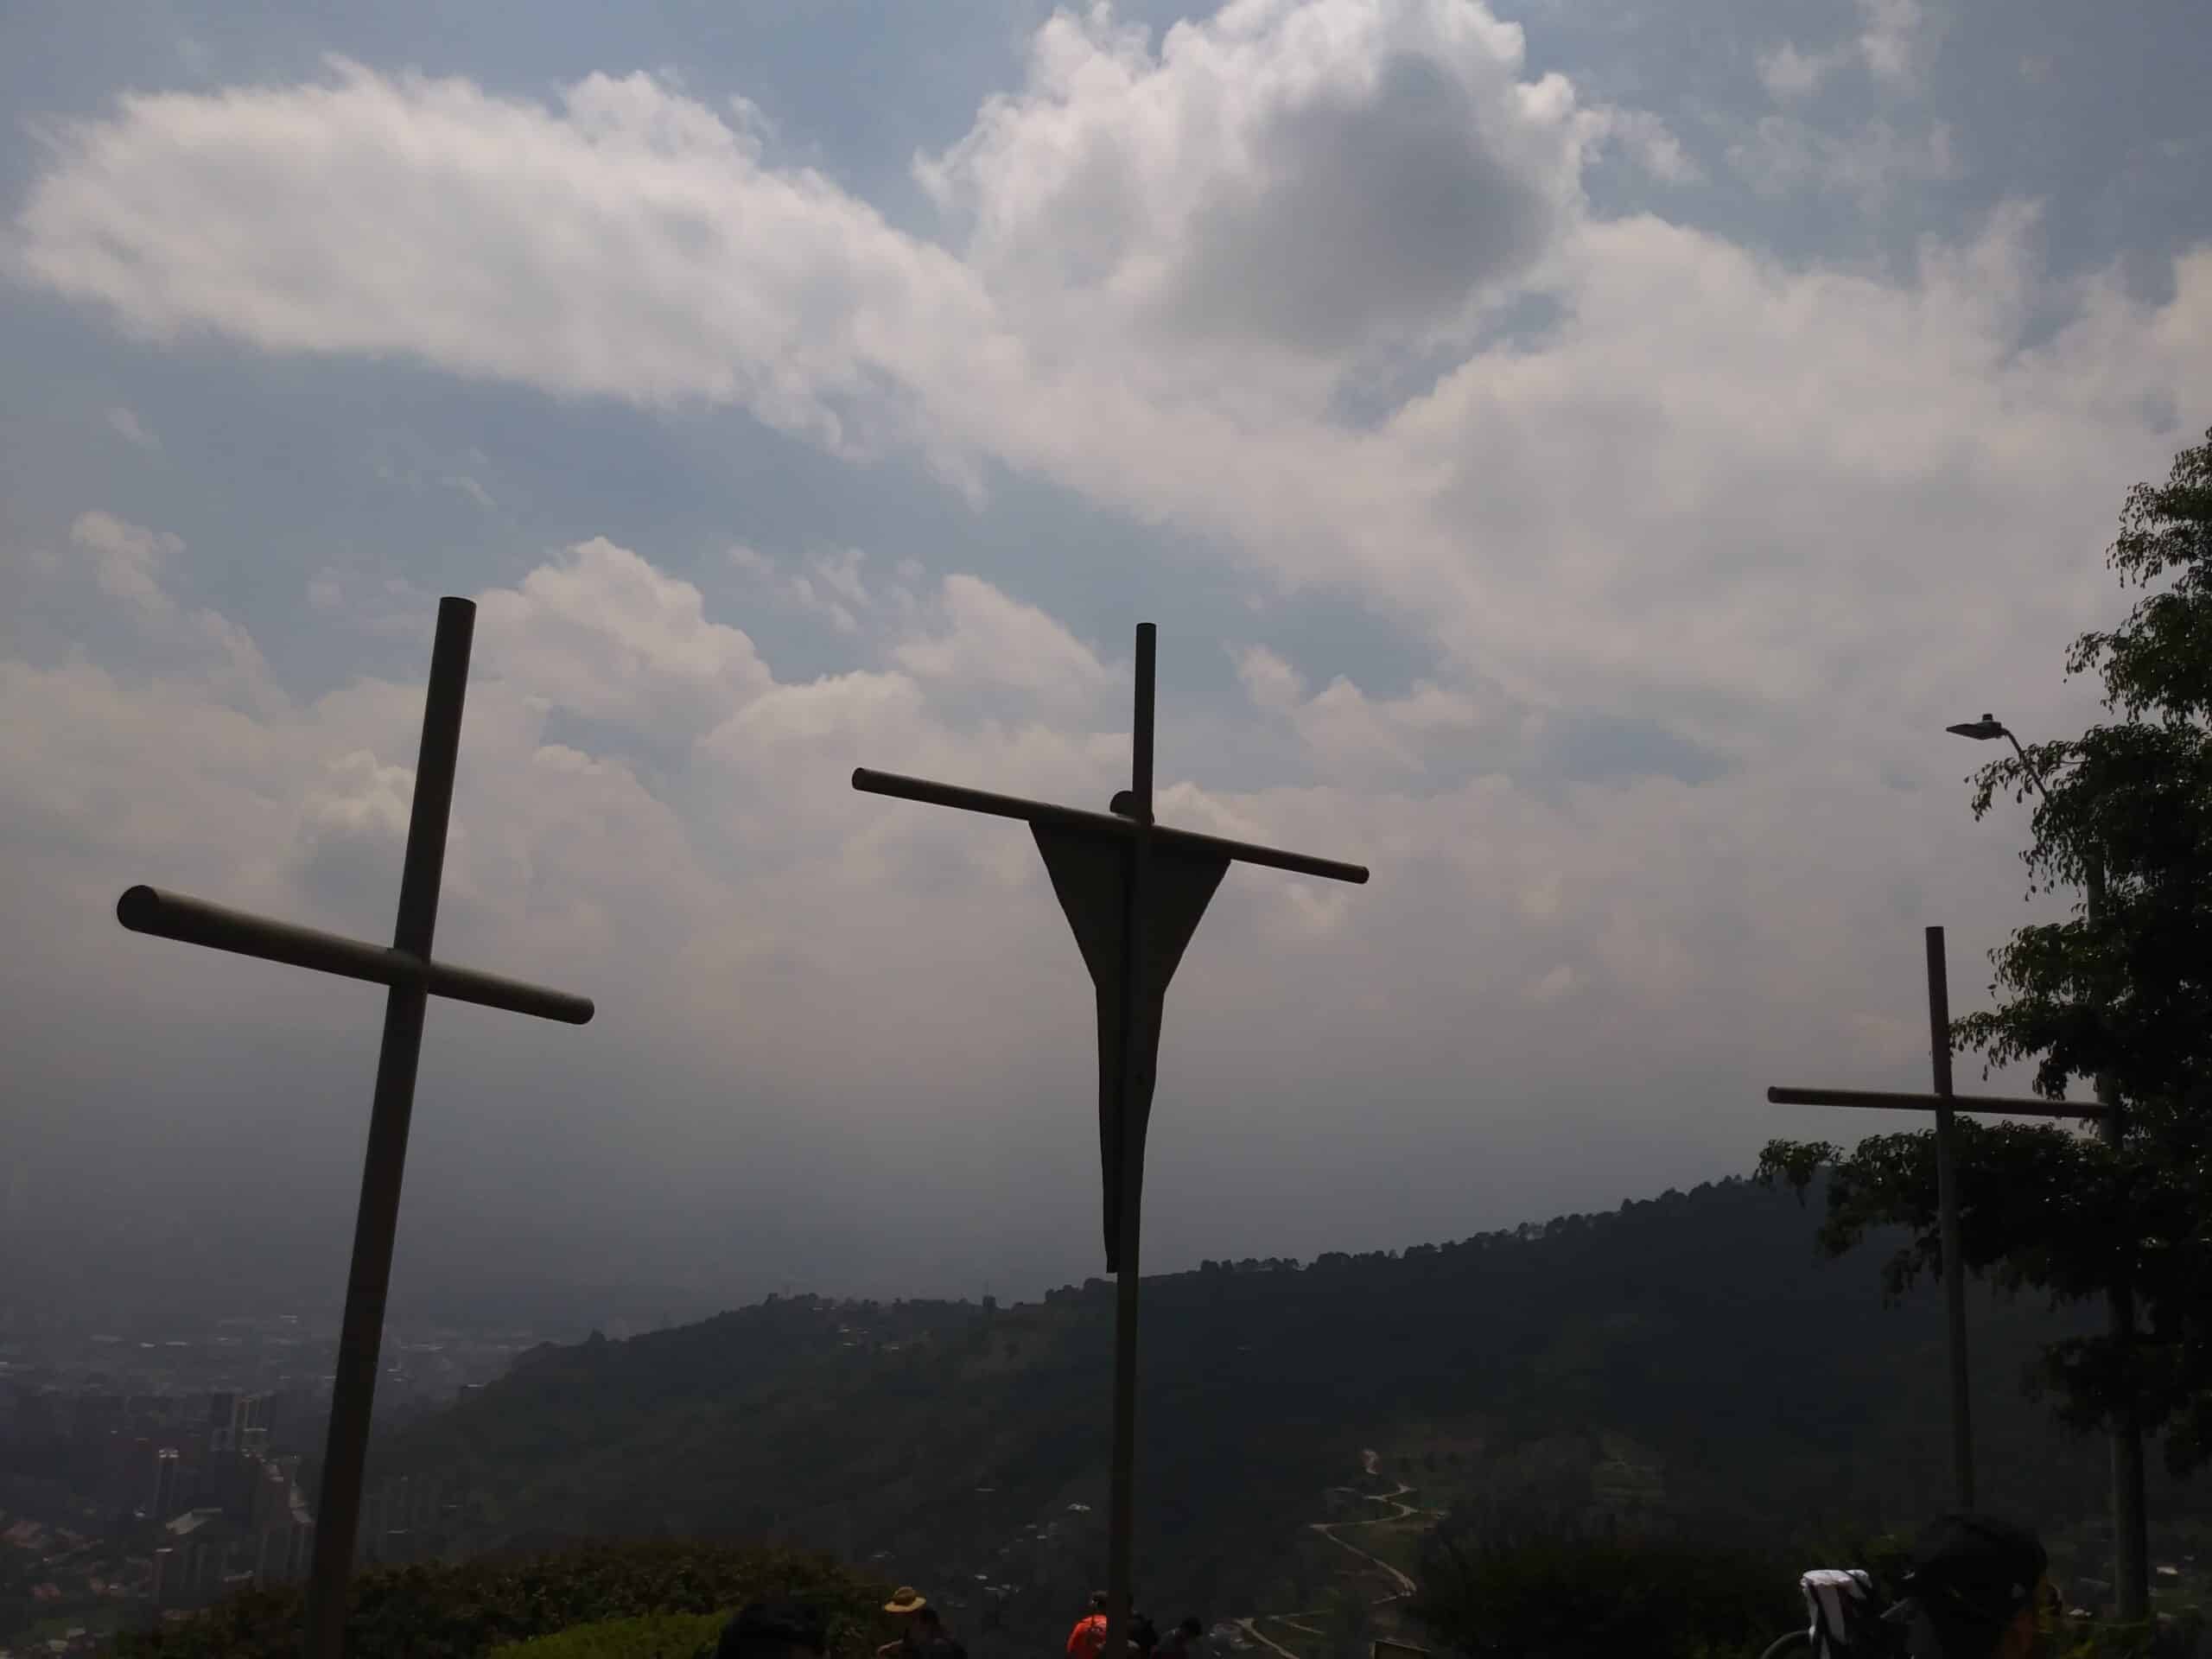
1759 1567 1899 1659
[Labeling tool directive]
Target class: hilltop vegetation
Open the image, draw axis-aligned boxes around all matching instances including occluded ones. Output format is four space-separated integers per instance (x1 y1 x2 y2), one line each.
373 1179 2209 1656
1410 1529 1802 1659
111 1541 893 1659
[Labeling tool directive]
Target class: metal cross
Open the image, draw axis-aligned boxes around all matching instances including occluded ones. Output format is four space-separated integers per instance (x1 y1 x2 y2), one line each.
1765 924 2104 1511
854 623 1368 1659
115 596 594 1659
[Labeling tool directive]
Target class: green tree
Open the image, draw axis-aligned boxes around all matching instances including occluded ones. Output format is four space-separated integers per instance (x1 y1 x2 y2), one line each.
1759 429 2212 1465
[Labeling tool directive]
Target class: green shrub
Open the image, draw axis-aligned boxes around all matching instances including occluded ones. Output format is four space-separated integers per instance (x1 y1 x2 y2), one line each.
1410 1524 1801 1658
109 1540 893 1659
496 1609 726 1659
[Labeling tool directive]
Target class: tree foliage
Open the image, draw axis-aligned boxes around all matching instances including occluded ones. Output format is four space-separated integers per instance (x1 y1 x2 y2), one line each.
1760 429 2212 1469
497 1609 728 1659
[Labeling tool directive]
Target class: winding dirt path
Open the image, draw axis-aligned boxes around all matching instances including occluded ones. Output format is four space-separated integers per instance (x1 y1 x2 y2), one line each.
1229 1448 1430 1655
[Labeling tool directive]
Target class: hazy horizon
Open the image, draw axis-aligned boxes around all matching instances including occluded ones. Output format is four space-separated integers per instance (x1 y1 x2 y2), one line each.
3 1147 1825 1332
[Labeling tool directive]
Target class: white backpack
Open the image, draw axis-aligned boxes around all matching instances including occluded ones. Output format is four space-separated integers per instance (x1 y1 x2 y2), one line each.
1801 1569 1903 1658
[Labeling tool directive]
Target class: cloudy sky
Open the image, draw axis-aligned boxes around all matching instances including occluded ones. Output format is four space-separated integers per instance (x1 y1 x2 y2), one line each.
3 0 2207 1319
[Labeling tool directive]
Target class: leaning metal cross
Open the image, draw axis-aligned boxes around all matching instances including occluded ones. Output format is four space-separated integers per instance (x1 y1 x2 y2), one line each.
854 622 1368 1658
114 597 594 1659
1766 923 2105 1514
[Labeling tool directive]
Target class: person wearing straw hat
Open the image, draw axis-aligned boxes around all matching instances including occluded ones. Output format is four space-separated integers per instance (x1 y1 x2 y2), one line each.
877 1587 929 1659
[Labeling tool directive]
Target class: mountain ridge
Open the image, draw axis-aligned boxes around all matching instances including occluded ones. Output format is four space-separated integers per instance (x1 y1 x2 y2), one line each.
371 1176 2207 1657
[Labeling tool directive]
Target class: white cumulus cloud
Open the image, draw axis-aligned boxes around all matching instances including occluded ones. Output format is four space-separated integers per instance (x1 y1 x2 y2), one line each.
475 537 773 734
916 0 1591 365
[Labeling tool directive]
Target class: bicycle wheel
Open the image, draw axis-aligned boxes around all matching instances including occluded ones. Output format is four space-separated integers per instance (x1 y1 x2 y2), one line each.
1758 1632 1810 1659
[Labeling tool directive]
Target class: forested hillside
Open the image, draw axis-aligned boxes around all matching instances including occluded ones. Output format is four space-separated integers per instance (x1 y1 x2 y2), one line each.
374 1178 2207 1656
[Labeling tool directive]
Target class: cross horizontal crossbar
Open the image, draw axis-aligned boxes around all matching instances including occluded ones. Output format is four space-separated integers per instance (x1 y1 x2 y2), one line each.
118 885 594 1026
850 767 1370 885
1768 1084 2104 1121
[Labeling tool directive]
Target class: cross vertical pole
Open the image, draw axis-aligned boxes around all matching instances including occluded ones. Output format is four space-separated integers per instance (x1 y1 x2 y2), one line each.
850 624 1366 1648
1925 926 1974 1509
1106 624 1156 1659
1769 930 2118 1518
302 598 472 1659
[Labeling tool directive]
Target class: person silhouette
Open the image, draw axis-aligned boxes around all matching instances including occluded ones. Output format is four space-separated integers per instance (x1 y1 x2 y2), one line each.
1883 1516 2056 1659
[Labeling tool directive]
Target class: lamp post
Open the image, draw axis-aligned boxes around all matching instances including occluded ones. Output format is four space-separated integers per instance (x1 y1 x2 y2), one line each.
1947 714 2146 1620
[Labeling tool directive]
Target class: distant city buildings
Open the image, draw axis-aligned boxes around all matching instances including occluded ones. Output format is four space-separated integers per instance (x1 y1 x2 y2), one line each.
2 1380 340 1637
0 1306 538 1646
153 1446 181 1521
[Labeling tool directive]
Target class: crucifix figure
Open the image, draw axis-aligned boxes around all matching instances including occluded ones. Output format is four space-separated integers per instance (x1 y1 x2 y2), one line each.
115 597 594 1659
1767 925 2105 1513
854 623 1368 1657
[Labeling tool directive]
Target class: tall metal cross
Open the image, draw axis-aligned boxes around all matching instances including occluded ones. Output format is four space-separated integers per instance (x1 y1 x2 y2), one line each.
114 596 595 1659
854 623 1368 1657
1766 925 2105 1511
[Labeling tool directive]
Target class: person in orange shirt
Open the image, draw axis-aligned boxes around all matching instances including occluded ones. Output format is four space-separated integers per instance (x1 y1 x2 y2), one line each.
1066 1592 1110 1659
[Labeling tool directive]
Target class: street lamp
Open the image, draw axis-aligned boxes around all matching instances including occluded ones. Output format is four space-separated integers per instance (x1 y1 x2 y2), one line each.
1946 715 2049 794
1947 711 2145 1621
